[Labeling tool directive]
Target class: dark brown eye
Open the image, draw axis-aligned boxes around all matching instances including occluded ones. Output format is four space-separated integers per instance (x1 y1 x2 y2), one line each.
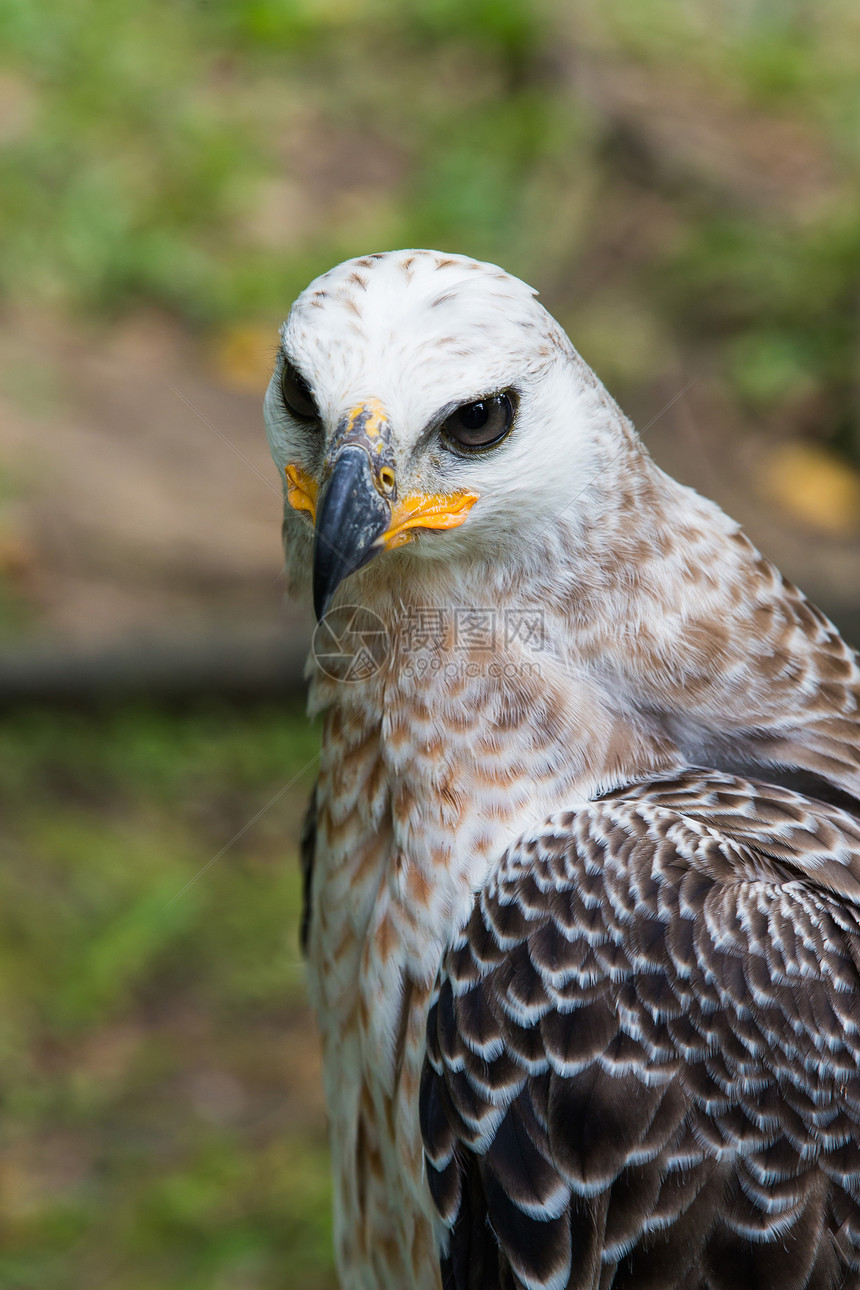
442 393 514 450
281 360 319 421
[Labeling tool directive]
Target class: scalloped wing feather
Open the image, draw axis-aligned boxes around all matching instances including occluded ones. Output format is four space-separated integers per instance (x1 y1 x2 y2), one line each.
422 771 860 1290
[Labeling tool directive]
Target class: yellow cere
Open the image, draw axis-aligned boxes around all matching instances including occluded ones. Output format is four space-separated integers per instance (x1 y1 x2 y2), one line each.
346 398 388 452
348 398 386 436
286 456 479 550
285 463 318 522
380 490 480 550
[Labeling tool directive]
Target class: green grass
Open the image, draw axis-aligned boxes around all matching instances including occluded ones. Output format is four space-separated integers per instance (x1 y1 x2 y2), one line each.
2 0 859 465
2 2 860 458
0 703 334 1290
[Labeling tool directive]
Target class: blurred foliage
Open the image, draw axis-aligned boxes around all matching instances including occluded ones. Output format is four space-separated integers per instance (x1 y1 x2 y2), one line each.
1 3 860 1285
2 0 860 459
0 703 334 1289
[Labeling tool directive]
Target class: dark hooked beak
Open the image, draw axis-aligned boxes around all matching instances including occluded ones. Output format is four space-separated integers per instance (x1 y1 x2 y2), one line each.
312 447 390 620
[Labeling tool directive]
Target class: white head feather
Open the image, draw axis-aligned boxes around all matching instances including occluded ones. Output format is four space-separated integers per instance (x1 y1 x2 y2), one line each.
264 248 639 593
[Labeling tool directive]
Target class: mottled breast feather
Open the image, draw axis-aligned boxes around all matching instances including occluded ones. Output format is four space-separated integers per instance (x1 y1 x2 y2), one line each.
421 769 860 1290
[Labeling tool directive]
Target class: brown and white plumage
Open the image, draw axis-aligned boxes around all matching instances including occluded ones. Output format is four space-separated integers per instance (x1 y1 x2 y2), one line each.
425 772 860 1290
263 249 860 1290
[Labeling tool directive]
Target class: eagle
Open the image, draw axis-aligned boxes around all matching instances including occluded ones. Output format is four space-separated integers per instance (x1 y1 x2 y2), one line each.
263 249 860 1290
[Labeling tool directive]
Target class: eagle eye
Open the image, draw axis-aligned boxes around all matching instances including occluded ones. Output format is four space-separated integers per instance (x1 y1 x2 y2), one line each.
442 393 514 450
281 360 319 422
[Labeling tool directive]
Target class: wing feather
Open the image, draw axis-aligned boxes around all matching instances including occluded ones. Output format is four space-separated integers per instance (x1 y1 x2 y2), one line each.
422 770 860 1290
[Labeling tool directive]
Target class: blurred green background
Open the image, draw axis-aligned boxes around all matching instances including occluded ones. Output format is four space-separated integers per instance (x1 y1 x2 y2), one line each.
1 1 860 1287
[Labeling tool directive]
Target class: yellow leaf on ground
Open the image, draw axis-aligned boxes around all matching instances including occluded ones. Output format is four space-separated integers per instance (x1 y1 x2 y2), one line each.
759 441 860 536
